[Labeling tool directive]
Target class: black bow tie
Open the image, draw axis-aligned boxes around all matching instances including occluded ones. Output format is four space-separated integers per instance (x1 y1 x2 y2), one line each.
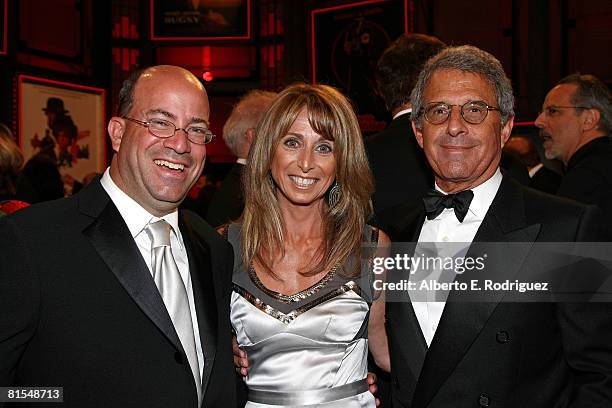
422 189 474 222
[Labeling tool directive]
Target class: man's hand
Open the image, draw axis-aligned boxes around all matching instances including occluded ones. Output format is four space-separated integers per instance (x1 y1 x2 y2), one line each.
367 372 380 406
232 335 249 377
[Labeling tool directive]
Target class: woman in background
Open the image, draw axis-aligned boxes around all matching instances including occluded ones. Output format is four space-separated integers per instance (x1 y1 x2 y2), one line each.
0 123 29 216
225 83 389 407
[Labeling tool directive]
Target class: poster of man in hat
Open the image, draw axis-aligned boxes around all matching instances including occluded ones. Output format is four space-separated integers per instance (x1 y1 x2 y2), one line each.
18 76 105 195
30 97 89 168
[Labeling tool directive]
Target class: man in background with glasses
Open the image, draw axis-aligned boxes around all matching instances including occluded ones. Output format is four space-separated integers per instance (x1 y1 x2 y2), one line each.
377 46 612 407
535 73 612 239
0 65 240 407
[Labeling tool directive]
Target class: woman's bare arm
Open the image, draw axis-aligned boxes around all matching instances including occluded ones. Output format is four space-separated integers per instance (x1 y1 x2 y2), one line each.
368 229 391 372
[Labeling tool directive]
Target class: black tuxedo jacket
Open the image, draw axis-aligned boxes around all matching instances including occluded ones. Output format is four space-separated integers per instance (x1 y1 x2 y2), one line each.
0 180 239 407
530 165 561 194
366 113 433 219
558 136 612 240
378 176 612 408
206 163 244 229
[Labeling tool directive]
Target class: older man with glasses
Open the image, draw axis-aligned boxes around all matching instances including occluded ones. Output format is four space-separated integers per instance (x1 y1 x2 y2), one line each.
535 73 612 239
0 65 240 408
377 46 612 408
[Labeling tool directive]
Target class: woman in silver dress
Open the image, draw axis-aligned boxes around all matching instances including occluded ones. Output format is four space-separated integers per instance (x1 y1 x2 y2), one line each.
226 83 390 407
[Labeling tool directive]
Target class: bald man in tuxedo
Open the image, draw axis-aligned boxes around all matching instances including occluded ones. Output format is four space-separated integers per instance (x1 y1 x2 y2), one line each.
0 66 240 407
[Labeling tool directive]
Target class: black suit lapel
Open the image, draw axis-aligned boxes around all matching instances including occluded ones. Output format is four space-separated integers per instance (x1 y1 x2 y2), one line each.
180 213 218 394
384 200 426 242
398 206 428 375
385 203 428 400
404 210 426 243
79 182 183 353
412 176 541 408
388 299 428 390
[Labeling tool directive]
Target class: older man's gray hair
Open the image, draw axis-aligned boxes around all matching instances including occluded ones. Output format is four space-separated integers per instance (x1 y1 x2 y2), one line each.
558 73 612 135
411 45 515 129
223 90 277 157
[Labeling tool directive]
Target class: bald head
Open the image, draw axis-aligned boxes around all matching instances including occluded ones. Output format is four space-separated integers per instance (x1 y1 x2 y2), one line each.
117 65 207 118
108 65 211 216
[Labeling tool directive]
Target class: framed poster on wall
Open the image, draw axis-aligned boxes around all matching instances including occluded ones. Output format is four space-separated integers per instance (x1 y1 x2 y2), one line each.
151 0 252 41
311 0 409 131
0 0 7 55
18 75 106 186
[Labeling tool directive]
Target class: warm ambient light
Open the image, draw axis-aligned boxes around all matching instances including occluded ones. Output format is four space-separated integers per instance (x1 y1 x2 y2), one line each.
202 71 214 81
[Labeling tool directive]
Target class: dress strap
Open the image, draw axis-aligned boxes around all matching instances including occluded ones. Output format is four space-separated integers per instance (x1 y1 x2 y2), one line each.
248 379 369 406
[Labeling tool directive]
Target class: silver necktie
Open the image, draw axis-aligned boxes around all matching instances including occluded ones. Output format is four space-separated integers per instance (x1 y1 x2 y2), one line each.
146 220 202 404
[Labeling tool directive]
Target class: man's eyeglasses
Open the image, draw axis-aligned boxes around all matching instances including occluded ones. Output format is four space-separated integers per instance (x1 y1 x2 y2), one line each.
422 100 501 125
539 106 589 116
123 117 215 145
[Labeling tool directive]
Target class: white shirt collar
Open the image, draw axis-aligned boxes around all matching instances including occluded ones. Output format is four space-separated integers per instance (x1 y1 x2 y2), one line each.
434 168 502 220
236 158 247 165
100 167 183 248
393 108 412 120
528 163 543 178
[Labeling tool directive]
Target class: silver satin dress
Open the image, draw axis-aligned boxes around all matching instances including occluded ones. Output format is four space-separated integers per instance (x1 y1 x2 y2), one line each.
228 225 377 408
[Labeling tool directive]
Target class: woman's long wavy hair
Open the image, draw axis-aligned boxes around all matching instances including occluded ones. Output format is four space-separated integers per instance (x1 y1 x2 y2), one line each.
0 124 24 196
240 83 374 278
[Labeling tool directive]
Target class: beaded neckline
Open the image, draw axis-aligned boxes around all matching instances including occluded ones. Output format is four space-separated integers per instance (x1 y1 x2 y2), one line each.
233 281 360 324
247 263 340 304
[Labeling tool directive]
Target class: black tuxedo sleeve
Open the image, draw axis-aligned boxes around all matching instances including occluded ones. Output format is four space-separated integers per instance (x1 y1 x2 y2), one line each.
557 205 612 406
557 301 612 405
0 218 39 385
557 166 604 204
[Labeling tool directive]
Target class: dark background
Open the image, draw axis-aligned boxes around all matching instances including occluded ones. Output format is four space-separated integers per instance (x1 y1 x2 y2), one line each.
1 0 610 166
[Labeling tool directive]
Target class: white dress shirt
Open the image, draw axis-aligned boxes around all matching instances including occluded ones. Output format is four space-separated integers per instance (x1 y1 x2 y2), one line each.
392 108 412 120
411 169 502 346
528 163 544 178
100 168 204 378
